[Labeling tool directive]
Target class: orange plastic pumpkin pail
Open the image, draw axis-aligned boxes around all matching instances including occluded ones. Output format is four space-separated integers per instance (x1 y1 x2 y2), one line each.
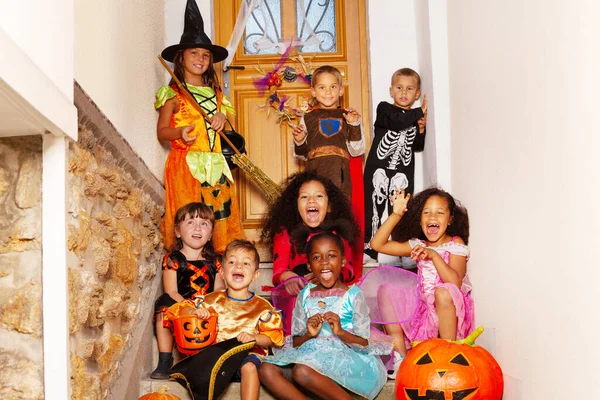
172 311 218 356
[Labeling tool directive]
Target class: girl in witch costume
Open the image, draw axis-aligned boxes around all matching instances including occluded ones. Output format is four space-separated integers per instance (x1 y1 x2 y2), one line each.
156 0 244 253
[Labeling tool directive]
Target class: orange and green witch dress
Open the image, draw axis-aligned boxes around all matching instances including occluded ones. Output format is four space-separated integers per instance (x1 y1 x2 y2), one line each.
155 83 245 253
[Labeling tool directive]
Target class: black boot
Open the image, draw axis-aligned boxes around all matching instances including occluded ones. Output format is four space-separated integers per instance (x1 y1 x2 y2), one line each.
150 352 173 379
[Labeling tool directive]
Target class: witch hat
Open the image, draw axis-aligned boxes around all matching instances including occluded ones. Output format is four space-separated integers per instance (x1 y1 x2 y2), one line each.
161 0 228 63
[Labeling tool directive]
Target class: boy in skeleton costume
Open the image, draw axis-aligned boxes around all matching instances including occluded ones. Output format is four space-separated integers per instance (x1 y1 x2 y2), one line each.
364 68 427 261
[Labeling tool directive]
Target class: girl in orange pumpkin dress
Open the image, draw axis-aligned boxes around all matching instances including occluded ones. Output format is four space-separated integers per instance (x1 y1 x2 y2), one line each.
155 0 244 253
151 202 225 379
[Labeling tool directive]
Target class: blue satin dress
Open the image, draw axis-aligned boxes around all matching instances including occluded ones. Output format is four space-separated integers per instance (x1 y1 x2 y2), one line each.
263 284 390 399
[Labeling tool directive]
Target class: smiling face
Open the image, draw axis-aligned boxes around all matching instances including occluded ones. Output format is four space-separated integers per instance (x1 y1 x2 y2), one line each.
390 74 421 110
311 72 344 109
420 195 453 245
222 247 259 294
182 47 212 79
297 180 330 228
307 236 346 290
175 213 213 254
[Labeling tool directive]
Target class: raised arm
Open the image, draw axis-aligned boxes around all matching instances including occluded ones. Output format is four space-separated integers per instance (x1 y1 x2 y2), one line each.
369 189 413 257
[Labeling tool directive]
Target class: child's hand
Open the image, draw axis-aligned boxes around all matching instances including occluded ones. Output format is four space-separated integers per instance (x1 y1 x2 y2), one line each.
180 125 196 144
342 107 360 124
411 245 438 261
307 314 323 337
418 111 427 133
193 307 211 319
304 272 319 286
210 112 226 132
292 124 307 143
236 332 256 343
283 273 307 295
421 94 428 114
389 188 410 216
322 311 343 336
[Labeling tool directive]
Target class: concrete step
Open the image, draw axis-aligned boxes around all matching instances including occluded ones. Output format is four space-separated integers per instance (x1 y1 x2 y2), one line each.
140 378 397 399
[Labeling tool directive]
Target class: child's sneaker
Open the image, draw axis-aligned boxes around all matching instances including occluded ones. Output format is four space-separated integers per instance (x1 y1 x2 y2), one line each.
387 351 404 380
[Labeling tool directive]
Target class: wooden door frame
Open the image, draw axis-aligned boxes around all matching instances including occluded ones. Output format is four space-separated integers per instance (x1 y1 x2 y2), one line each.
214 0 372 146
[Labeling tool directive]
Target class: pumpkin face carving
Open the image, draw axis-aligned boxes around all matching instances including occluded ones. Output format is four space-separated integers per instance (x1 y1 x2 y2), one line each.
396 327 503 400
172 308 218 355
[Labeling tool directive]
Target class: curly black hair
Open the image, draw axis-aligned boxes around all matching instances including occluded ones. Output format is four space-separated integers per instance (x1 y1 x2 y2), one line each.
260 170 360 248
290 219 354 258
392 187 470 244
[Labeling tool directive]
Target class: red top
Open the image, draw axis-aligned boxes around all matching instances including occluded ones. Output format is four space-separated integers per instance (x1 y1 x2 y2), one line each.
272 229 355 285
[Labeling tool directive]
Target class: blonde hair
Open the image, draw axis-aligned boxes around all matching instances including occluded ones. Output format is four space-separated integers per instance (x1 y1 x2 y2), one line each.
311 65 343 88
390 68 421 89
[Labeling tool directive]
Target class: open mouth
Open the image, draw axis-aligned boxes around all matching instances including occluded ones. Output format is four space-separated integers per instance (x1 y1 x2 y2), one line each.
305 207 321 223
320 269 333 281
192 234 203 240
232 272 245 281
426 223 440 236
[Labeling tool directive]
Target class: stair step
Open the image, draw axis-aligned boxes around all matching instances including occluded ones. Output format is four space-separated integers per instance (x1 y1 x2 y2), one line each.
140 378 396 399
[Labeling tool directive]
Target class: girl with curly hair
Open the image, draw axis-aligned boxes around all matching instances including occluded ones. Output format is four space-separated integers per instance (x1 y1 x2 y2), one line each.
262 171 361 293
369 187 472 379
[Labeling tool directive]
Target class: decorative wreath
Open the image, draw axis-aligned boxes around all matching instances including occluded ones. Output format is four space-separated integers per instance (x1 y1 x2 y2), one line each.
252 47 317 126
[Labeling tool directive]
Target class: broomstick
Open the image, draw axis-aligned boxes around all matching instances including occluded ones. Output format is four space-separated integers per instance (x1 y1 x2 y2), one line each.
158 55 282 203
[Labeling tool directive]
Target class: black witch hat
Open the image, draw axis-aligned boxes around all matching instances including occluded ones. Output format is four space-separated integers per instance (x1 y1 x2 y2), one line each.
161 0 228 63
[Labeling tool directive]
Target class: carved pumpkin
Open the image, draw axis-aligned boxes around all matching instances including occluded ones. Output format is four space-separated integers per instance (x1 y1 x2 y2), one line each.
138 384 181 400
396 327 503 400
172 307 218 356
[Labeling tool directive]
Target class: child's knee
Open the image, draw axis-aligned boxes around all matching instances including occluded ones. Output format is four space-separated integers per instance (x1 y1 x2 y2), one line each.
292 364 313 386
434 287 453 307
258 363 279 384
241 361 258 376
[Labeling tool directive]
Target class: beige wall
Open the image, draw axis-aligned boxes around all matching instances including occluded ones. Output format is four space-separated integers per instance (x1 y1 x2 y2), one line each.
448 1 600 398
74 0 168 179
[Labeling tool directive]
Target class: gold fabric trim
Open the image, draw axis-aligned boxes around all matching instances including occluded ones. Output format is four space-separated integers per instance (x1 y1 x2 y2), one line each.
307 145 350 160
208 341 256 400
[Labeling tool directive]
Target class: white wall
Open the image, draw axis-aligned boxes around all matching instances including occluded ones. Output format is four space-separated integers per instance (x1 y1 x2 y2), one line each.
74 0 168 179
0 0 74 99
448 1 600 398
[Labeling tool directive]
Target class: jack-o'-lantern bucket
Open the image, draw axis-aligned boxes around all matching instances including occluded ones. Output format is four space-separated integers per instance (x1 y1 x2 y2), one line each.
172 308 218 356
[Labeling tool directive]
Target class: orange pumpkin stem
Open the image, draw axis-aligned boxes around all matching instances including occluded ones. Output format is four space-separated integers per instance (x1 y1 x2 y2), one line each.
456 326 484 345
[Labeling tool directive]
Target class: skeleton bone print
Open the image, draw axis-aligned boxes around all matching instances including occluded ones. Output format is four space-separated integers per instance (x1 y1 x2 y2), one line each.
376 126 418 170
366 169 409 245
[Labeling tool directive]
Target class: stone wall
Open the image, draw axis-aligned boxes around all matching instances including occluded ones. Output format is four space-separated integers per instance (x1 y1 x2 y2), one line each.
68 83 165 399
0 136 44 399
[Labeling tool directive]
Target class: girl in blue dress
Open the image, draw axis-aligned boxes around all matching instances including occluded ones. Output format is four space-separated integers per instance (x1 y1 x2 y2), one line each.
259 222 391 400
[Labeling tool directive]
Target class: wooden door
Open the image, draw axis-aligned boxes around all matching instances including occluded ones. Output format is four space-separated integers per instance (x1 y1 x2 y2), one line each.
215 0 370 259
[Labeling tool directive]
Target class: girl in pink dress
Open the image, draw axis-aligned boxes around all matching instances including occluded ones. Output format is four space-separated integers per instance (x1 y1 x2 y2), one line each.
369 187 473 378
